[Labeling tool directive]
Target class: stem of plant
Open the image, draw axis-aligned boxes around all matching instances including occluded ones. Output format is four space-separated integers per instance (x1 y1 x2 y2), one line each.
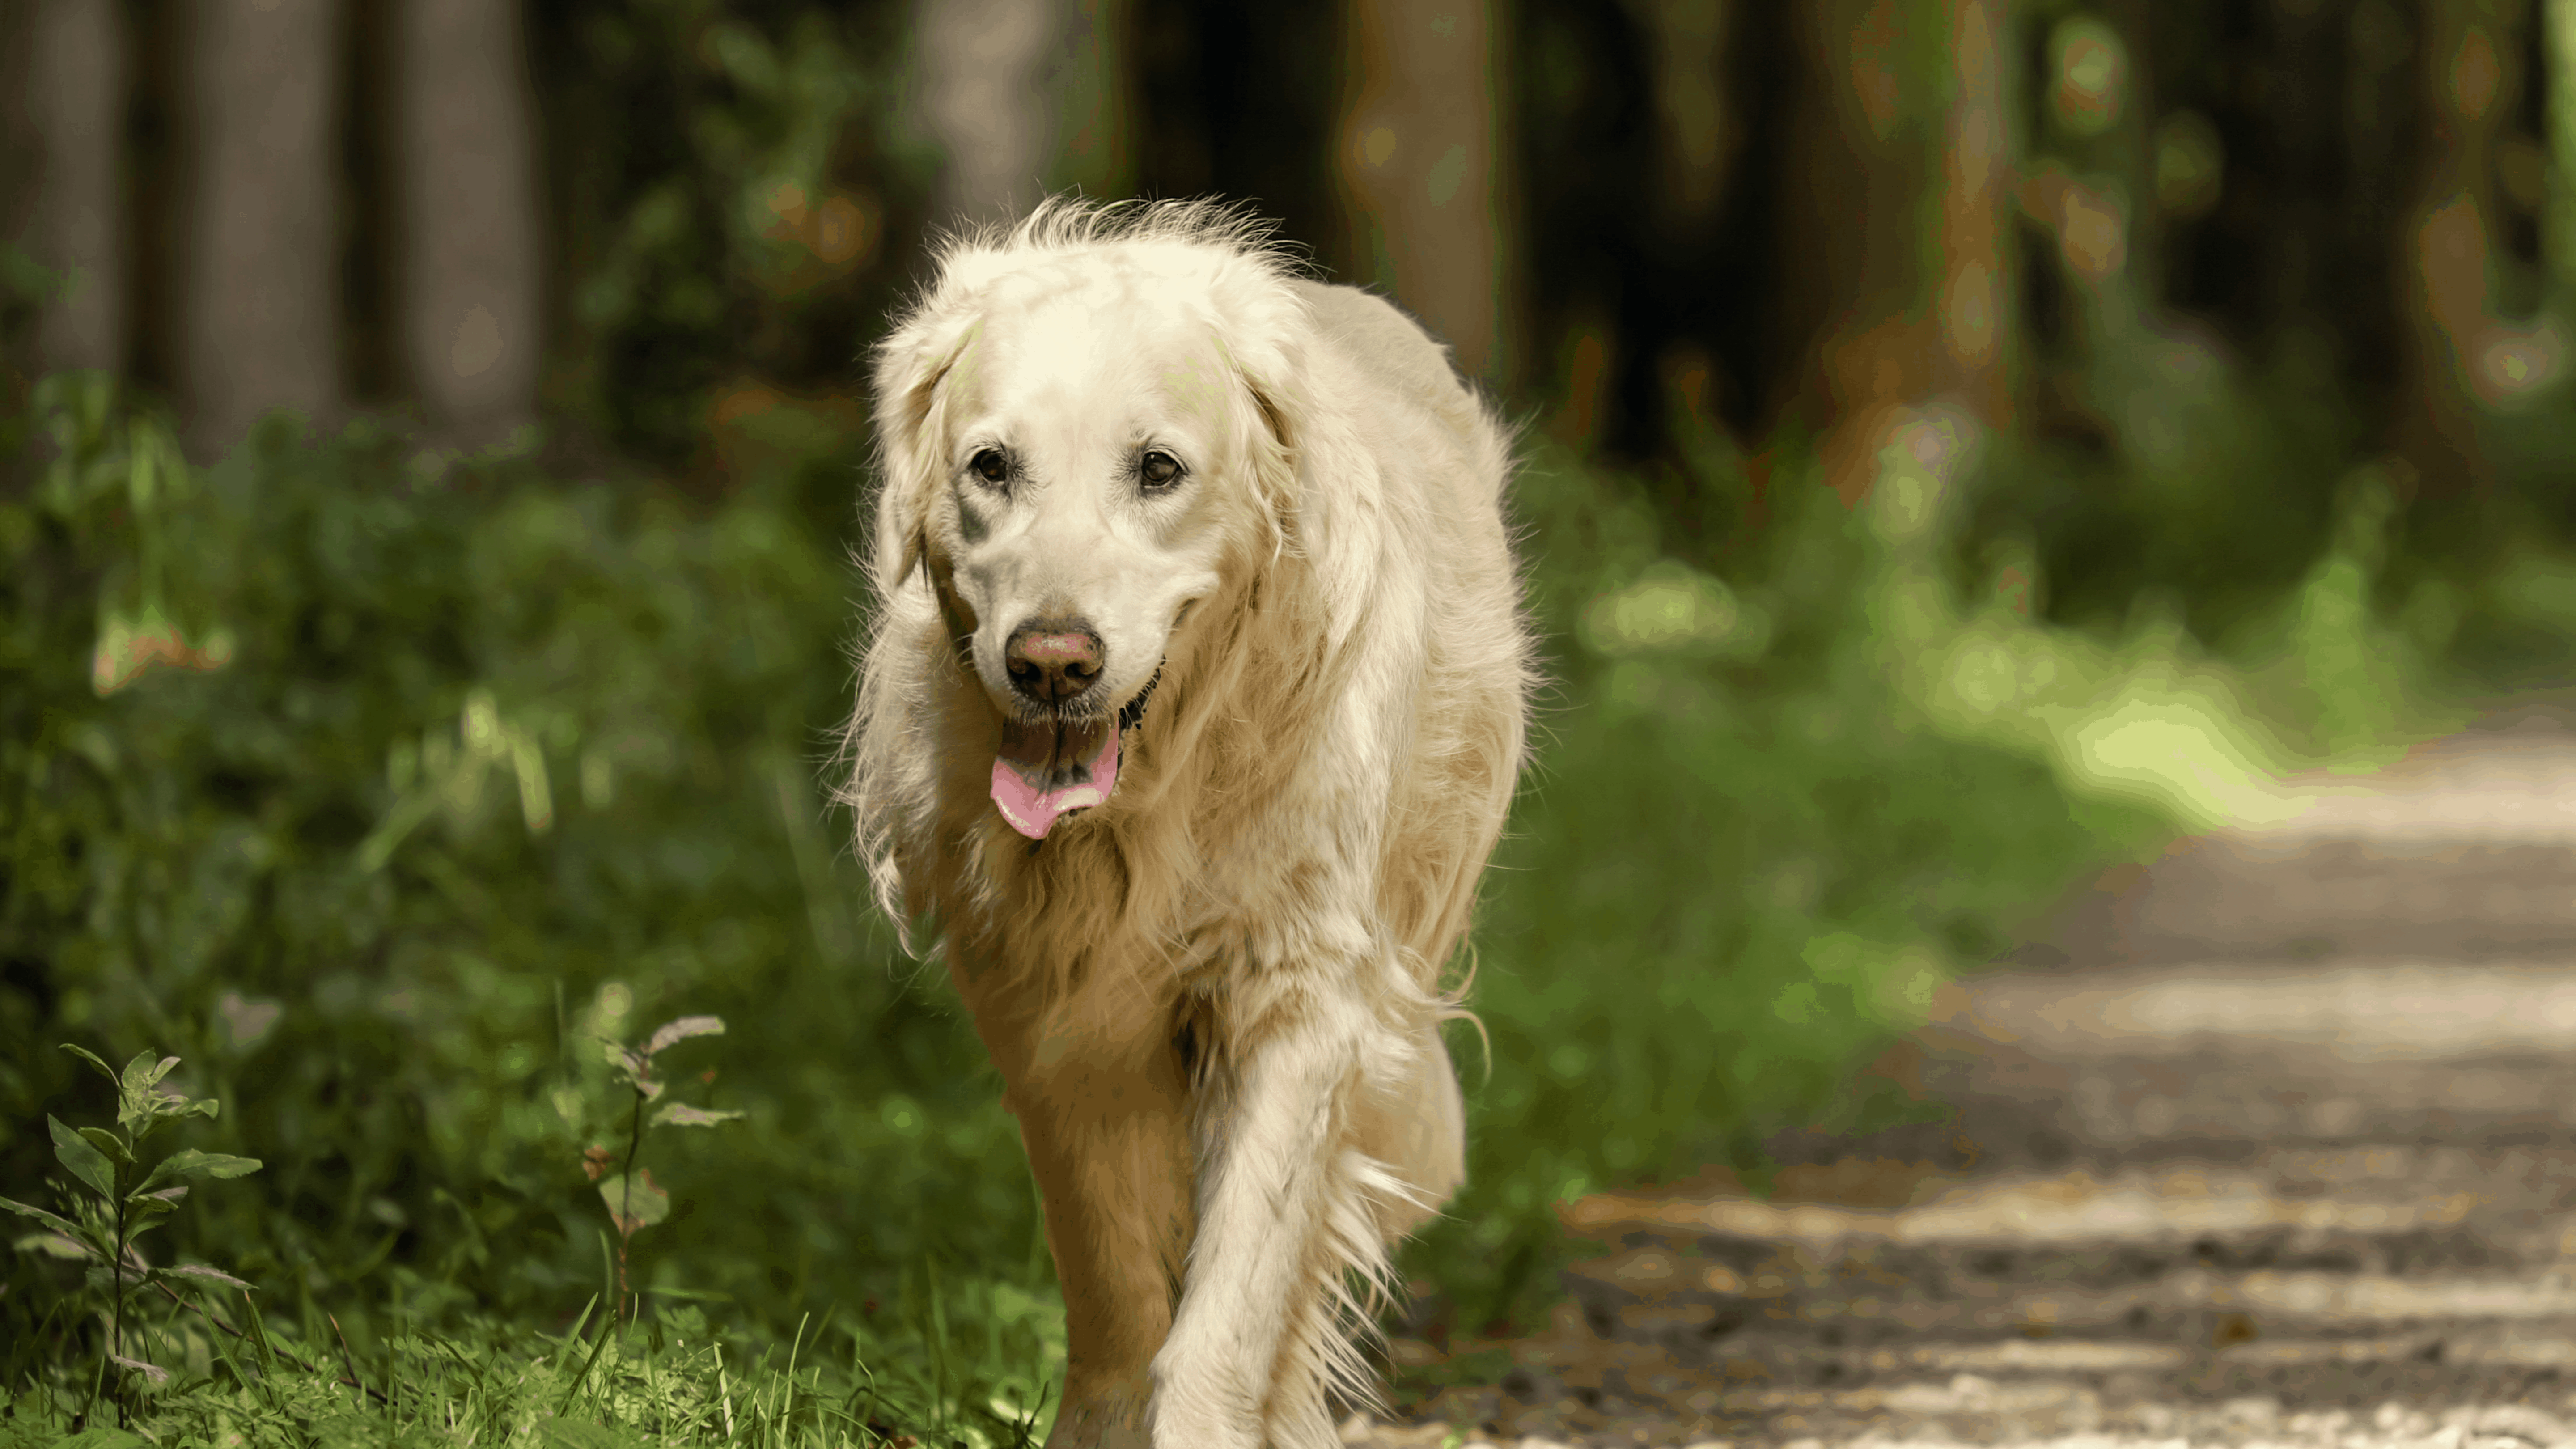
619 1083 644 1328
113 1188 127 1428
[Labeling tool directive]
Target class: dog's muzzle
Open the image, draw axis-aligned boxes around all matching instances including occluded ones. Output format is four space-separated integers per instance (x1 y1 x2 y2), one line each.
989 667 1163 840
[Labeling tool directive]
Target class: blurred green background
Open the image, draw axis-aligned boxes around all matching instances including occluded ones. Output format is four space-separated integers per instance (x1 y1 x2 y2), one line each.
4 0 2575 1428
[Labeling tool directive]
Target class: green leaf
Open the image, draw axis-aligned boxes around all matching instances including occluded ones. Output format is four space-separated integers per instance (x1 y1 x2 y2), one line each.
644 1014 725 1055
49 1114 117 1200
60 1042 119 1086
131 1184 189 1206
651 1103 745 1128
0 1193 85 1241
13 1229 89 1261
599 1169 671 1234
135 1093 219 1143
137 1149 262 1195
118 1049 169 1096
79 1125 134 1165
154 1263 255 1292
115 1049 159 1122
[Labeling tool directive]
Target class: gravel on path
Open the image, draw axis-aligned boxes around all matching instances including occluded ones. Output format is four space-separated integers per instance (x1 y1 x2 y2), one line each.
1352 715 2576 1449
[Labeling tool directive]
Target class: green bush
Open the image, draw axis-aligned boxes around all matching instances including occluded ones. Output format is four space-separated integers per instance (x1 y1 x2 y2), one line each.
1 376 1052 1394
1404 417 2186 1330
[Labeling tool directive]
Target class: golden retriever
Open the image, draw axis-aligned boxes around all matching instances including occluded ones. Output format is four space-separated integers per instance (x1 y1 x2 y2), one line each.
843 199 1532 1449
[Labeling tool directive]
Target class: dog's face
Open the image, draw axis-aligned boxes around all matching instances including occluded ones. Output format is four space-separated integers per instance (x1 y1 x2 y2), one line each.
885 276 1280 839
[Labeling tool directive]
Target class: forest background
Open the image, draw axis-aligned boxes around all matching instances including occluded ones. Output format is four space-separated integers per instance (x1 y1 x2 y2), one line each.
4 0 2575 1441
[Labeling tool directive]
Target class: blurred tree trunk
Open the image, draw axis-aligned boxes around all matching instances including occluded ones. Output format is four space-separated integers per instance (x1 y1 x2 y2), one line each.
2261 0 2344 341
2339 0 2425 406
912 0 1131 225
8 0 127 375
394 0 540 449
180 0 342 454
1632 0 1742 246
2551 0 2576 302
1627 0 1747 456
916 0 1068 225
1775 0 2012 504
1334 0 1511 382
1046 0 1131 199
1127 0 1342 266
2395 0 2527 493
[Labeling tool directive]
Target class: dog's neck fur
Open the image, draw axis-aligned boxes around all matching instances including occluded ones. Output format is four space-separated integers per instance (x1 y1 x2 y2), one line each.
917 534 1334 1031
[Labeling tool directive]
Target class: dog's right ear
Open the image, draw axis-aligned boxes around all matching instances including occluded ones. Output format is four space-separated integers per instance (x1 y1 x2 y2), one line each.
1211 302 1309 556
869 307 979 590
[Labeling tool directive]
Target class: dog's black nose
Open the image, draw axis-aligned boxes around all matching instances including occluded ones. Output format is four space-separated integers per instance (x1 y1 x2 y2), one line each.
1005 619 1104 703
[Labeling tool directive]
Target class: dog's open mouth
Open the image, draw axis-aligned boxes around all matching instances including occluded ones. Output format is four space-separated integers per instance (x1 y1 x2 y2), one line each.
989 671 1161 840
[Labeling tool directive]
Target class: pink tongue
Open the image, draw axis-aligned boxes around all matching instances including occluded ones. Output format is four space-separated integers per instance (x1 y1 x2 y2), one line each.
991 718 1121 839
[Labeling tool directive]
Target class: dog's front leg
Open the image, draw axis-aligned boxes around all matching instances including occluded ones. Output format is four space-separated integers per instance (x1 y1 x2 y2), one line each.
958 974 1198 1449
1151 983 1390 1449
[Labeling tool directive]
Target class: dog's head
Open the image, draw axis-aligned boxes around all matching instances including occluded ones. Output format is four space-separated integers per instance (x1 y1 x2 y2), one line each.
869 203 1307 840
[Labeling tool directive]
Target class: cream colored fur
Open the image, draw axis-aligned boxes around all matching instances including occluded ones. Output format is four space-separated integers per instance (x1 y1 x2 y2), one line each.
843 199 1532 1449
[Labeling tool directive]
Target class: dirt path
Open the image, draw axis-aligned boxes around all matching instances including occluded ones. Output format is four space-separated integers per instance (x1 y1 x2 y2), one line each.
1349 710 2576 1449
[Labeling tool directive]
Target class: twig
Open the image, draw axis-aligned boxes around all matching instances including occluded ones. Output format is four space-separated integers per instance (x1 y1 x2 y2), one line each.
326 1313 372 1408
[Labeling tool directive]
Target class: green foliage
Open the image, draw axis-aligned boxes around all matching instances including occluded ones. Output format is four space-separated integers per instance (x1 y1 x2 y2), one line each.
0 374 1045 1402
535 3 934 461
2 1046 260 1428
1400 423 2186 1330
593 1015 745 1323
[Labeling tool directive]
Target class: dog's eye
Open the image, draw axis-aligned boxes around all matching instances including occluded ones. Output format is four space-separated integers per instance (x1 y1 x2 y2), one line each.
1140 450 1183 489
969 448 1009 486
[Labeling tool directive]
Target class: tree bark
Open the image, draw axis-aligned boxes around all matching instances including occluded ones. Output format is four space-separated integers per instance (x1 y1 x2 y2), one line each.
1777 0 2013 504
1046 0 1130 199
180 0 342 454
1334 0 1510 382
12 0 127 375
394 0 540 450
2551 0 2576 303
2396 0 2530 494
1630 0 1742 243
915 0 1066 226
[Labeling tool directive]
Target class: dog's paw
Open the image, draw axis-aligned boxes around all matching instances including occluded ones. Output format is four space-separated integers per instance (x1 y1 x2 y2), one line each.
1146 1360 1267 1449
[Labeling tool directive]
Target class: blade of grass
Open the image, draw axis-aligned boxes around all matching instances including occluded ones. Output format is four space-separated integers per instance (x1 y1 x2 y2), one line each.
555 1294 600 1368
555 1305 619 1418
928 1259 953 1439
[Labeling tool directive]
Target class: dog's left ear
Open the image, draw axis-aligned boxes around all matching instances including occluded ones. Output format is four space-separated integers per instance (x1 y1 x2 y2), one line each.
869 307 979 590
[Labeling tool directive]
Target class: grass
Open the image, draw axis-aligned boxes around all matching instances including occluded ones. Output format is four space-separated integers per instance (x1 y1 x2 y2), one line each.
2 1299 1057 1448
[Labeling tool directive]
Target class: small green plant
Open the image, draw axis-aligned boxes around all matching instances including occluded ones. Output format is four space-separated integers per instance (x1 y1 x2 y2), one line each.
0 1045 262 1427
589 1013 745 1326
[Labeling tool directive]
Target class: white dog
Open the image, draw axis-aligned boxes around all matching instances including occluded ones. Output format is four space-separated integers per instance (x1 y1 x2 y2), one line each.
843 199 1532 1449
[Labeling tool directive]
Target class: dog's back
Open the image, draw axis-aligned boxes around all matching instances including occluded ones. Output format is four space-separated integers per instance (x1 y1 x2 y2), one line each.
1290 279 1531 994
